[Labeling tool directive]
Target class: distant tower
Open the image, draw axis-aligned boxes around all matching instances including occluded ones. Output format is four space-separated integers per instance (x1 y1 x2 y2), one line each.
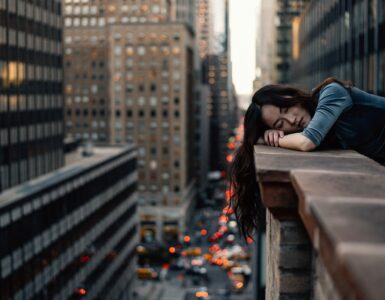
63 0 197 243
254 0 278 90
207 0 238 171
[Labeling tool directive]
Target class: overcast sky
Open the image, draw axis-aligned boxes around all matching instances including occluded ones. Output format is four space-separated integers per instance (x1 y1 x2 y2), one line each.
229 0 260 96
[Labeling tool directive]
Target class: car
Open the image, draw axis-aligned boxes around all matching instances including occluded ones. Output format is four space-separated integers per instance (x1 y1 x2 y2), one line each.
136 267 158 280
194 287 210 299
228 272 245 293
191 257 205 267
186 266 208 277
182 247 202 257
225 234 235 244
221 260 240 271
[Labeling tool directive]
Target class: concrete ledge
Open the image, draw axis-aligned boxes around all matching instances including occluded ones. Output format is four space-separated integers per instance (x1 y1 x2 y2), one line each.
254 145 385 300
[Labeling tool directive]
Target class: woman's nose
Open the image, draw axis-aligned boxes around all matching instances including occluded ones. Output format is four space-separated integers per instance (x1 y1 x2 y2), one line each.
287 115 296 125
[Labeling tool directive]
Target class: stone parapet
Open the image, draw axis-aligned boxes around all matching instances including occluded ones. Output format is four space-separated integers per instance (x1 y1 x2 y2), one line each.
254 145 385 300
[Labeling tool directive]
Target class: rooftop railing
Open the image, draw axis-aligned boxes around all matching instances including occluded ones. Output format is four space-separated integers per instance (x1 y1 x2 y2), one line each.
254 145 385 300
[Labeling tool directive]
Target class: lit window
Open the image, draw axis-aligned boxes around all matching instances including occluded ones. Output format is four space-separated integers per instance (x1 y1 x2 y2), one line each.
161 46 170 55
172 47 181 55
126 46 134 56
150 161 157 170
140 4 149 12
150 97 157 106
173 72 180 80
114 46 122 55
137 46 146 56
152 5 160 13
138 97 145 106
162 84 169 92
98 18 105 27
73 18 80 26
81 18 88 26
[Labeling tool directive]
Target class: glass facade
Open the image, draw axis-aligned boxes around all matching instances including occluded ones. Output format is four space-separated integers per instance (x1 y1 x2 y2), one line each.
0 146 138 300
293 0 385 94
0 0 64 192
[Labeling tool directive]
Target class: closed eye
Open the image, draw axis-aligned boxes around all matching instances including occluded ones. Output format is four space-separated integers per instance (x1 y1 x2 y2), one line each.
276 120 283 129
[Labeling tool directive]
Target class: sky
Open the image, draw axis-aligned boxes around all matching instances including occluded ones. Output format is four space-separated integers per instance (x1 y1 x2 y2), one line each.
229 0 260 96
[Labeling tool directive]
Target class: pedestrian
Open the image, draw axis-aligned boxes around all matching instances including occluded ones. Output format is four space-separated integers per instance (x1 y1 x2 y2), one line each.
228 77 385 238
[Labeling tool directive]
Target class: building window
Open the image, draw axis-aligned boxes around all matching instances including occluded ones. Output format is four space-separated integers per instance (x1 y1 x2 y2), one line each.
137 46 146 55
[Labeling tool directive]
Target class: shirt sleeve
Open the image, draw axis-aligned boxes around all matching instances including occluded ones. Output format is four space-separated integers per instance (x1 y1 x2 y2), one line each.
302 83 353 146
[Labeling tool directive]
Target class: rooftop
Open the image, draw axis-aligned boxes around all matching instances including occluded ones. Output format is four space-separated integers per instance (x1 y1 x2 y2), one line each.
0 145 135 210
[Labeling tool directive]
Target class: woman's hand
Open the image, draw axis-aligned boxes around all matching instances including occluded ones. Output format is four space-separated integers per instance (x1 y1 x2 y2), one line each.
264 129 284 147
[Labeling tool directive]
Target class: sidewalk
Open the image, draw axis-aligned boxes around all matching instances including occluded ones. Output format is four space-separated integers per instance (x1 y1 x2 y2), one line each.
134 281 163 300
158 283 186 300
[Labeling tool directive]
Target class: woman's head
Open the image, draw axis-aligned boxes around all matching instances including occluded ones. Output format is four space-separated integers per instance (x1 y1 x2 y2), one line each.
253 84 315 133
228 77 352 240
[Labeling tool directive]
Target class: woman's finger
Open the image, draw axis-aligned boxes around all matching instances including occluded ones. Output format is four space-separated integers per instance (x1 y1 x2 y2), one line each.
274 132 279 147
268 131 274 146
264 132 268 145
266 132 271 146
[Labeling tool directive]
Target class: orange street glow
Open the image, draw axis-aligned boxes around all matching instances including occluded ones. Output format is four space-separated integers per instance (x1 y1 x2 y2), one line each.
183 235 191 242
195 291 209 298
222 206 234 214
169 247 176 254
200 229 207 236
76 288 87 295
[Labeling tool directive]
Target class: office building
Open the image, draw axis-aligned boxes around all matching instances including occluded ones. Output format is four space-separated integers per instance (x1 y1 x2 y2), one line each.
171 0 195 31
196 0 213 59
254 0 278 90
0 0 64 192
0 145 138 300
63 0 197 242
293 0 385 94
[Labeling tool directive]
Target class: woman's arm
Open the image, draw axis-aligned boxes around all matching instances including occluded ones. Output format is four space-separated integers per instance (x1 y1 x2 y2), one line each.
264 129 315 151
278 133 316 151
302 83 353 146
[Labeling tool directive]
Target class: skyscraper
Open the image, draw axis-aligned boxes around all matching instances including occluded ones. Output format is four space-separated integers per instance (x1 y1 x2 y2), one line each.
205 0 238 172
254 0 278 90
63 0 196 242
293 0 385 93
0 0 64 192
171 0 196 31
196 0 213 59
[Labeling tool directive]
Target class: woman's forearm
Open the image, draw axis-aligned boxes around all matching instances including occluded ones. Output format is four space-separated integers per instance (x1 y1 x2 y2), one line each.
278 133 316 152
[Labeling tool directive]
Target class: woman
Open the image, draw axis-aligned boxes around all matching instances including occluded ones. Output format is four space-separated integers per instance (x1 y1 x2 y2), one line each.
229 77 385 239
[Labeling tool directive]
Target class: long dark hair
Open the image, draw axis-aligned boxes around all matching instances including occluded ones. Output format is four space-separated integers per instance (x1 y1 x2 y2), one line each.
228 77 353 240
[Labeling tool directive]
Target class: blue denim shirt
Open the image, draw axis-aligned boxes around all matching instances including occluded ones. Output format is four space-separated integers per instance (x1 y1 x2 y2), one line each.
302 82 385 163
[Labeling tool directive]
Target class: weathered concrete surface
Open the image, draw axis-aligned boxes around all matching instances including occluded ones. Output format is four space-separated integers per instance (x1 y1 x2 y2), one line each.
254 145 385 300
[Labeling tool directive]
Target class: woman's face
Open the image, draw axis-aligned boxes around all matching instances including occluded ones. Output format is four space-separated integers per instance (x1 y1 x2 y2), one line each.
261 103 311 133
